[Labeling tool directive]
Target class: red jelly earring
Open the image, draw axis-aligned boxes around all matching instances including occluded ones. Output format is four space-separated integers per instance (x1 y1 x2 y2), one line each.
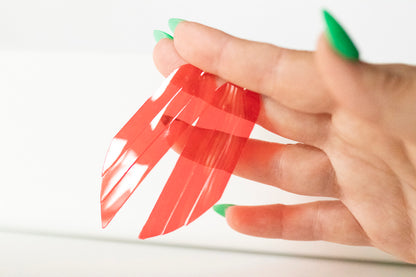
100 64 260 239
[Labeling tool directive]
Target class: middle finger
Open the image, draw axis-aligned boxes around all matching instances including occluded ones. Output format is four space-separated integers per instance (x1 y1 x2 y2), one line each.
154 38 331 146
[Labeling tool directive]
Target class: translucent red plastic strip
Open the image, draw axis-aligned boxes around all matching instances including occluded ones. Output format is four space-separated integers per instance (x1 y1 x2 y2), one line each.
100 64 260 238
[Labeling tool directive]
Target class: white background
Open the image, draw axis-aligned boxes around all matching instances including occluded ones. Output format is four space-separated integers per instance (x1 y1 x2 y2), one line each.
1 0 416 270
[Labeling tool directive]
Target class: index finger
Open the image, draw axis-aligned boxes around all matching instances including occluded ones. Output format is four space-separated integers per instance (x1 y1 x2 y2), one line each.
173 21 334 114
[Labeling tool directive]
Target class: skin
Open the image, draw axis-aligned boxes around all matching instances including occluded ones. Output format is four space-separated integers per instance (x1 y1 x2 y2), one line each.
153 21 416 263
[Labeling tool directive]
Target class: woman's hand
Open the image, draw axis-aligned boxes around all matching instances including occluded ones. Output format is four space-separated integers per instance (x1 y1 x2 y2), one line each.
152 16 416 263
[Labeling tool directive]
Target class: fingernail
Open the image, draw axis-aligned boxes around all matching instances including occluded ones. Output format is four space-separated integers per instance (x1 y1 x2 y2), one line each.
153 30 173 43
322 10 359 61
213 204 235 217
168 18 185 33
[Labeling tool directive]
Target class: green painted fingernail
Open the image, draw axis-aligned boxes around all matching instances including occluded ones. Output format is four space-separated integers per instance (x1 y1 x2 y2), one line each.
168 18 185 33
213 204 235 217
153 30 173 42
322 10 359 61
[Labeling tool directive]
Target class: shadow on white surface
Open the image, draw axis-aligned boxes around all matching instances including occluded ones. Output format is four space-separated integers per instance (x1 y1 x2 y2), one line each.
0 231 415 277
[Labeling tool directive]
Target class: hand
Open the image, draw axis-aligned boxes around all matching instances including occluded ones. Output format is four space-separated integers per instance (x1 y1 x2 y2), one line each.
152 16 416 263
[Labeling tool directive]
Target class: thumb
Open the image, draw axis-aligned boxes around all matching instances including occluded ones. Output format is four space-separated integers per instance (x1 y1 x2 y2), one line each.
316 10 416 142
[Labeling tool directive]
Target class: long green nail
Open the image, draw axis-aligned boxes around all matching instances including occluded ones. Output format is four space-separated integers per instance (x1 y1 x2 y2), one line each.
322 10 359 61
168 18 185 33
153 30 173 42
213 204 235 217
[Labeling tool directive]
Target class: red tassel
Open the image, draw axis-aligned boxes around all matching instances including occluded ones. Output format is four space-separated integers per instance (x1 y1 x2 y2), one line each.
101 64 260 238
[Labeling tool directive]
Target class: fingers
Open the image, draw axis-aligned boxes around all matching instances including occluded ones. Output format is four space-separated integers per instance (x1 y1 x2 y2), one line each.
225 201 370 246
172 21 334 114
166 117 338 197
260 98 331 146
153 38 186 77
153 38 331 146
315 34 416 142
235 141 339 197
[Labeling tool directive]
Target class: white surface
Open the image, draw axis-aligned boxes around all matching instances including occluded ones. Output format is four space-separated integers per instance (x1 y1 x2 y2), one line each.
0 232 415 277
1 0 416 63
1 0 416 266
0 51 403 263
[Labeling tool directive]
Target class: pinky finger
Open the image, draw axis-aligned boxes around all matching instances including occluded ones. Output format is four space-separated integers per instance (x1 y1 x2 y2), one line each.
225 201 370 246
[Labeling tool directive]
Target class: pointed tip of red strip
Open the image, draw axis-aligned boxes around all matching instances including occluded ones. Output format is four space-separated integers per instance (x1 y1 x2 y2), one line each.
99 183 107 202
138 231 152 240
100 203 115 229
101 160 114 178
101 156 111 178
101 221 109 229
101 216 111 229
138 227 164 240
101 163 106 177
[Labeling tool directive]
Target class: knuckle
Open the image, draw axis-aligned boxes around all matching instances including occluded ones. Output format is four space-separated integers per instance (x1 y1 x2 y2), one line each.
267 47 287 94
215 36 234 78
375 65 414 97
312 201 323 240
380 71 406 92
